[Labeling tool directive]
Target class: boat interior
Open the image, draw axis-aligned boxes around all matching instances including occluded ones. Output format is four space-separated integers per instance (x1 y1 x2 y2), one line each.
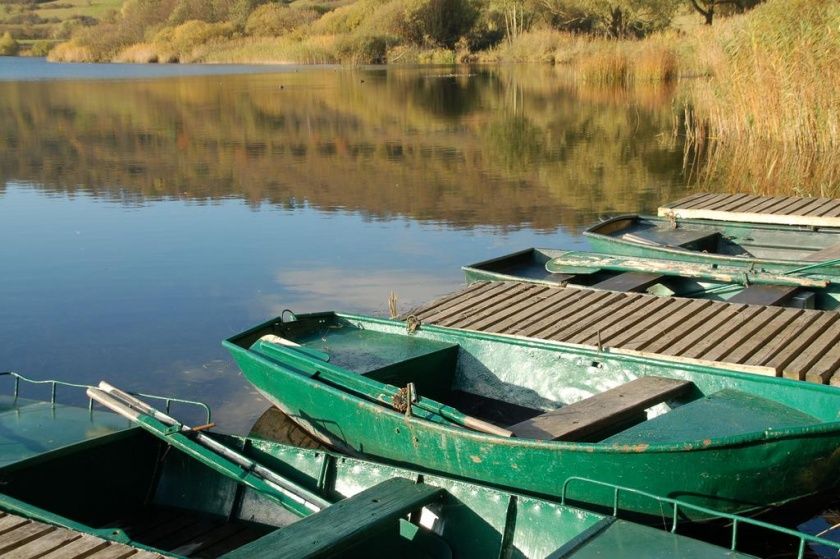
0 400 638 559
587 215 840 262
238 313 835 445
463 249 839 310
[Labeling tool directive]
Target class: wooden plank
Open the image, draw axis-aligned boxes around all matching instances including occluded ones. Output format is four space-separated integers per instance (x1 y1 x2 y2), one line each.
502 288 598 335
0 523 58 555
793 197 833 216
784 326 840 382
603 298 694 347
803 342 840 384
725 310 803 364
831 372 840 387
437 282 534 327
223 478 443 559
660 192 712 209
804 241 840 261
611 347 780 377
485 287 583 335
3 530 80 559
517 290 616 338
677 305 766 359
84 544 140 559
452 284 550 329
508 376 693 441
621 228 718 249
538 291 629 339
658 304 748 356
726 285 800 306
566 295 661 345
700 306 785 362
590 272 664 293
706 193 750 211
619 299 715 352
36 534 110 559
640 302 724 354
549 294 646 343
412 281 497 321
597 298 684 346
748 312 830 366
404 282 488 320
761 313 840 376
419 282 516 324
526 291 622 338
813 199 840 217
0 515 30 535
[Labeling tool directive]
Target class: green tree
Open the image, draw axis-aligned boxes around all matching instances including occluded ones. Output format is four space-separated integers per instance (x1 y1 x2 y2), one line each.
0 32 19 56
399 0 479 48
537 0 679 37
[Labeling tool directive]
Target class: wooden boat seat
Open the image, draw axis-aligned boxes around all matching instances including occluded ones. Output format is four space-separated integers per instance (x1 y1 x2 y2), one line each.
507 376 693 441
621 229 719 250
727 285 799 306
591 272 664 292
604 389 820 445
225 477 444 559
805 241 840 262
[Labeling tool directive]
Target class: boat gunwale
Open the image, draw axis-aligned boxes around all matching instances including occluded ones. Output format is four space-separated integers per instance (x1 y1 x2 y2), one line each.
223 313 840 455
584 214 840 269
461 247 574 287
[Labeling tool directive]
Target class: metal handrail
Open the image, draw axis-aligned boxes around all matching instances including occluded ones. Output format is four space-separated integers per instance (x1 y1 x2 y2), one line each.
560 476 839 559
0 371 212 424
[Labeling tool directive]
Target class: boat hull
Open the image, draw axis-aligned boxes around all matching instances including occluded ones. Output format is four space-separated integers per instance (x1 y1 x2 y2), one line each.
224 316 840 520
585 215 840 276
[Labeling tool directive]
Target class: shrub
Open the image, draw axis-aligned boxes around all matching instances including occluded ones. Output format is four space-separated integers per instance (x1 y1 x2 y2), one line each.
335 33 390 63
397 0 479 47
153 20 235 61
0 32 19 56
245 4 321 36
30 40 55 57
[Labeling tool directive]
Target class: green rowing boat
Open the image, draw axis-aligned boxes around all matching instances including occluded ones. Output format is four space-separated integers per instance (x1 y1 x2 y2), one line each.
463 249 840 309
224 313 840 521
0 373 800 559
585 215 840 274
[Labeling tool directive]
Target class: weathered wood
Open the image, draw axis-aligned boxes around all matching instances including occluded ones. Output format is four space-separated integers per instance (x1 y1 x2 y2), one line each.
485 288 582 334
701 307 785 362
679 306 765 359
639 303 723 354
659 193 840 227
657 305 746 356
508 377 693 441
622 300 714 352
763 313 840 378
604 299 694 347
726 285 800 306
784 326 840 383
621 229 718 249
3 530 80 559
452 284 550 329
417 282 513 323
36 535 112 559
584 297 677 346
804 241 840 262
591 272 664 293
519 290 615 338
725 310 803 364
0 523 56 554
84 544 141 559
549 294 645 343
537 292 628 339
223 478 443 559
566 295 657 345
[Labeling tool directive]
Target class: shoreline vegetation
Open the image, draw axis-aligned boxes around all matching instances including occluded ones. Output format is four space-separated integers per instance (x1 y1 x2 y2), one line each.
3 0 839 194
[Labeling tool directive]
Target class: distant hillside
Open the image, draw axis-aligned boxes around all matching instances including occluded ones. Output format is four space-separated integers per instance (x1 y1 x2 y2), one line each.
0 0 121 53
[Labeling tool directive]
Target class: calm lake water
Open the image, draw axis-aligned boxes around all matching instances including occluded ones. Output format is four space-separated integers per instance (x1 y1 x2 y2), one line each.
0 57 695 431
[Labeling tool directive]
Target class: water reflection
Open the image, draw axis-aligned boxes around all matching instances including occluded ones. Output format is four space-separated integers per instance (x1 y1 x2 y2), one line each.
0 63 690 231
0 60 693 432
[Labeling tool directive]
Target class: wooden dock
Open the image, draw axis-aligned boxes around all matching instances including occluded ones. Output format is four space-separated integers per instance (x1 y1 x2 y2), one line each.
659 193 840 228
0 512 167 559
404 281 840 385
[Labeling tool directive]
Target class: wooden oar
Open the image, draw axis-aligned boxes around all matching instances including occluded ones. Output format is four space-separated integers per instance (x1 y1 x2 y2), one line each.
252 338 514 438
88 382 330 515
